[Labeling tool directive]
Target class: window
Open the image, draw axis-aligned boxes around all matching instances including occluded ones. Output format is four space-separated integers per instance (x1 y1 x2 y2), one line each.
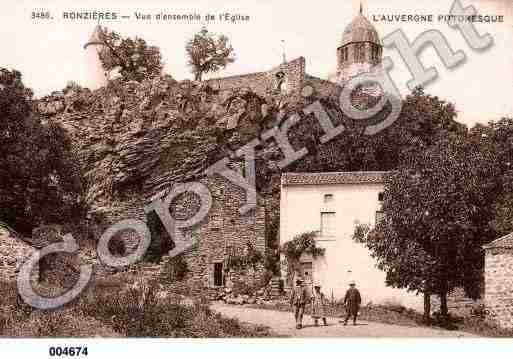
342 47 348 62
378 192 384 202
356 44 365 62
372 46 381 62
324 194 334 203
320 212 336 237
213 262 224 287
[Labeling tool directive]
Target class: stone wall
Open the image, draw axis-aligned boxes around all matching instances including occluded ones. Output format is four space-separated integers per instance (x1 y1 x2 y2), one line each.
206 57 306 102
484 246 513 329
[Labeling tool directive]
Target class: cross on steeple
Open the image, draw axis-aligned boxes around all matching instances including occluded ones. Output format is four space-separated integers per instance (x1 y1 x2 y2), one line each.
360 2 363 15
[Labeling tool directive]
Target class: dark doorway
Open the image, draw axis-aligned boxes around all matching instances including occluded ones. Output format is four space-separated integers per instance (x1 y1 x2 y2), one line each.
214 262 224 286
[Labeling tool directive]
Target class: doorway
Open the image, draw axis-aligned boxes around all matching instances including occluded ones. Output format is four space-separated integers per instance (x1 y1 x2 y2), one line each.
214 262 224 287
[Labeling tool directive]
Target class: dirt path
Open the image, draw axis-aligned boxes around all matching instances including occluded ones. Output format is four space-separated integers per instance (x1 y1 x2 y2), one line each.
211 303 477 338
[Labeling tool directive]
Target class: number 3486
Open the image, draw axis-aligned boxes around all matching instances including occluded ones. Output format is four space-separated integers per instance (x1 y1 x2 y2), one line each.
49 346 88 356
31 11 52 19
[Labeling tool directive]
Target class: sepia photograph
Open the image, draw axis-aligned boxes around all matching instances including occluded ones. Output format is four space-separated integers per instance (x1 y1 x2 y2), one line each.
1 0 513 356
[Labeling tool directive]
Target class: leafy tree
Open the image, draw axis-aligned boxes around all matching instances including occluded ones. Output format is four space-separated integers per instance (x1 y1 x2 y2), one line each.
288 87 465 175
353 131 501 321
470 118 513 235
281 231 325 286
185 27 235 81
98 28 164 82
0 69 84 234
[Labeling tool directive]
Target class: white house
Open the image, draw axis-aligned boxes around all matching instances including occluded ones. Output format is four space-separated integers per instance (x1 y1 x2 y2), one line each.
280 171 423 310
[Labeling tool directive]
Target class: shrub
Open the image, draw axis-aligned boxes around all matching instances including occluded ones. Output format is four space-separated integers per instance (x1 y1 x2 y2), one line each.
78 279 270 337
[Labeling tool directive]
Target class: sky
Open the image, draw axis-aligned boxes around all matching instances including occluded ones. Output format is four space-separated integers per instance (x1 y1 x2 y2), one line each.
2 0 512 127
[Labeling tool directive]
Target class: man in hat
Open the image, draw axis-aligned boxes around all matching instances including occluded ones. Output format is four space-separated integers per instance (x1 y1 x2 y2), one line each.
343 280 361 326
290 278 309 329
311 283 328 326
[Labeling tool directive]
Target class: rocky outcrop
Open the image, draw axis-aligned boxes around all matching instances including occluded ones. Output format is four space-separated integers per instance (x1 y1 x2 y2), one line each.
37 77 281 209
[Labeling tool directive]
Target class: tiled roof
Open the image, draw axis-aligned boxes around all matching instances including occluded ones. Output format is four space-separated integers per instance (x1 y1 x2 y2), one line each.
282 171 389 186
483 232 513 249
341 13 380 47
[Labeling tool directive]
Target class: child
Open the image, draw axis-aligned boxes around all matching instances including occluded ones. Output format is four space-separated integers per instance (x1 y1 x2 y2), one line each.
311 283 328 326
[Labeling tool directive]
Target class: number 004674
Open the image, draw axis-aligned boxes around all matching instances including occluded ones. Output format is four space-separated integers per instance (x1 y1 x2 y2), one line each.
49 346 88 356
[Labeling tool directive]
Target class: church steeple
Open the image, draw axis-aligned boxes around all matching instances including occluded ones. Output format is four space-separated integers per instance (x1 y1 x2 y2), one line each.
334 2 383 85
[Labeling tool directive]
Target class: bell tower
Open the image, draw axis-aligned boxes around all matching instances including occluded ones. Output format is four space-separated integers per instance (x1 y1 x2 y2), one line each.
335 4 382 85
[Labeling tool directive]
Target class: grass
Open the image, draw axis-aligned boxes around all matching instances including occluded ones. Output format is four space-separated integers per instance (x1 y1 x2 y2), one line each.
0 280 273 338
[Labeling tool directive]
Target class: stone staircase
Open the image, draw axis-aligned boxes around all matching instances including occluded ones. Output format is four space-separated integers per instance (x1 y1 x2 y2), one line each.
269 276 283 298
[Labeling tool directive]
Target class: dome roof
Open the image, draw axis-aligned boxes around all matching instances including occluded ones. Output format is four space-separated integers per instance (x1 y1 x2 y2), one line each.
340 12 380 47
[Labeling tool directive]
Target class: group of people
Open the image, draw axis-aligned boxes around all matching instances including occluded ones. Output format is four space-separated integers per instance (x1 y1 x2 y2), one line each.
289 279 361 330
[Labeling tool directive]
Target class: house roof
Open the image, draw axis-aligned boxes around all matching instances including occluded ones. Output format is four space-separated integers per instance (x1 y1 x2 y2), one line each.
483 232 513 250
281 171 389 186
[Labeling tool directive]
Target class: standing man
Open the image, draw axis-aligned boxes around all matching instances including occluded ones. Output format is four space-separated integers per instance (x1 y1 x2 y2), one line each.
290 278 309 329
343 280 361 326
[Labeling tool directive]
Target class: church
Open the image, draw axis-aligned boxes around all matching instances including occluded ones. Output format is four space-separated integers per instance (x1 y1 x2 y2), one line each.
84 5 384 100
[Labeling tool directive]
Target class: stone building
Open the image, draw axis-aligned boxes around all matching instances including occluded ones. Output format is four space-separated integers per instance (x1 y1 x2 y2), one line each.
173 174 267 294
90 174 267 295
483 232 513 329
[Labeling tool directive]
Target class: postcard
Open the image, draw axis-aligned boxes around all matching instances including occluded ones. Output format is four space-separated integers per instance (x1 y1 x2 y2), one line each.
1 0 513 356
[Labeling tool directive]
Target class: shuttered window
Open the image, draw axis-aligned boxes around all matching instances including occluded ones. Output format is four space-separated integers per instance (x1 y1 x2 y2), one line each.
320 212 336 237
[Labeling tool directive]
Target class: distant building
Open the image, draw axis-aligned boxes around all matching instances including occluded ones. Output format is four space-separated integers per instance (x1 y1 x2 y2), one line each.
84 6 382 96
205 5 383 100
279 171 423 310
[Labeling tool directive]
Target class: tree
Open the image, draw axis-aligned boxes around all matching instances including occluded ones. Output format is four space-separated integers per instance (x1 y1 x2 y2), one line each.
287 87 465 175
469 118 513 235
98 28 164 82
185 27 235 81
0 68 84 234
354 131 501 321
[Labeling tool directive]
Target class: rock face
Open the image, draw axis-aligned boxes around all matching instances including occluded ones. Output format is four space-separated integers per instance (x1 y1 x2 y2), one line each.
37 77 278 207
